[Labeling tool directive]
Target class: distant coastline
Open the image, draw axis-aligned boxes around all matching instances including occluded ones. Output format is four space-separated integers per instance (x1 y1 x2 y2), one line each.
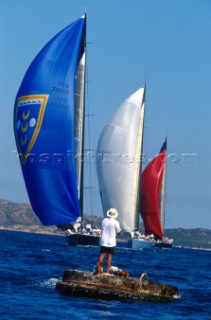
1 228 211 252
0 225 63 236
1 199 211 249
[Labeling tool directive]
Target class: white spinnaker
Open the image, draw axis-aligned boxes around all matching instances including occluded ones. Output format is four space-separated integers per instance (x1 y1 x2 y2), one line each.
97 87 145 232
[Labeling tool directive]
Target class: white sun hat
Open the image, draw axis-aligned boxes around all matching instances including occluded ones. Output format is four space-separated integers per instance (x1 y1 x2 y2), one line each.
107 208 118 219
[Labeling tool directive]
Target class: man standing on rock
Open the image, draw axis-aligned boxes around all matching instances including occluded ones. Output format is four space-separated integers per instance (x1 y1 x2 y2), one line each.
96 208 121 274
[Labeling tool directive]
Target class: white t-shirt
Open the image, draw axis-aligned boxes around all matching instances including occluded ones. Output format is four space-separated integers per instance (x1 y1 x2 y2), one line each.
100 217 121 247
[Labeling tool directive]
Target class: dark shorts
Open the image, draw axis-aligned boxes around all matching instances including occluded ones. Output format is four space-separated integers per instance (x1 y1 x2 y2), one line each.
100 246 115 255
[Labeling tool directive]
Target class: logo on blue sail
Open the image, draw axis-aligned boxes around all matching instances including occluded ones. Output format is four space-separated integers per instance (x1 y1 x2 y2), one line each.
14 94 49 163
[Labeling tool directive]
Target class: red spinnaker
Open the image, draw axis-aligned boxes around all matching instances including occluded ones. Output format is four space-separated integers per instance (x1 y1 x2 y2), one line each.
140 151 166 238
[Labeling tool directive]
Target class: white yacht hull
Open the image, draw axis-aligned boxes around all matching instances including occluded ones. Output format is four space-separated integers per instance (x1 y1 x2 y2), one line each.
131 239 154 249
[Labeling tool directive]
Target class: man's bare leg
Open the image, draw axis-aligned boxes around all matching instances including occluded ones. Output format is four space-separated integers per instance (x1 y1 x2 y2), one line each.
97 252 105 273
106 253 112 273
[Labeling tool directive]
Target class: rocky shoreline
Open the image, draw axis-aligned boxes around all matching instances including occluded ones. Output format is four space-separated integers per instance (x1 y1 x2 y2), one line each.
0 225 64 236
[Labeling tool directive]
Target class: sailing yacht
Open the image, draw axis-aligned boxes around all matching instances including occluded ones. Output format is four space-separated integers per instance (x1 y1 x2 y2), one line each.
96 86 154 249
140 139 173 248
13 15 100 245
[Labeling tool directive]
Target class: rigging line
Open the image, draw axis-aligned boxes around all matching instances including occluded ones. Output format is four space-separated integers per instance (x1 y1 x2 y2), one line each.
85 41 94 216
142 81 148 170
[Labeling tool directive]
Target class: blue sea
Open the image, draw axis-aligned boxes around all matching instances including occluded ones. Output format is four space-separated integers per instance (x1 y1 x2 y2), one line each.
1 230 211 319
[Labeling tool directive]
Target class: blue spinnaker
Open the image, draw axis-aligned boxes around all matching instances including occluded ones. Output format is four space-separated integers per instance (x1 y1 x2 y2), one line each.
14 16 86 225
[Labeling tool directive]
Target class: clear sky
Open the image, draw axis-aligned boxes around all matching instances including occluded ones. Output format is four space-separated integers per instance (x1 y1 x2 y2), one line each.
1 0 211 229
